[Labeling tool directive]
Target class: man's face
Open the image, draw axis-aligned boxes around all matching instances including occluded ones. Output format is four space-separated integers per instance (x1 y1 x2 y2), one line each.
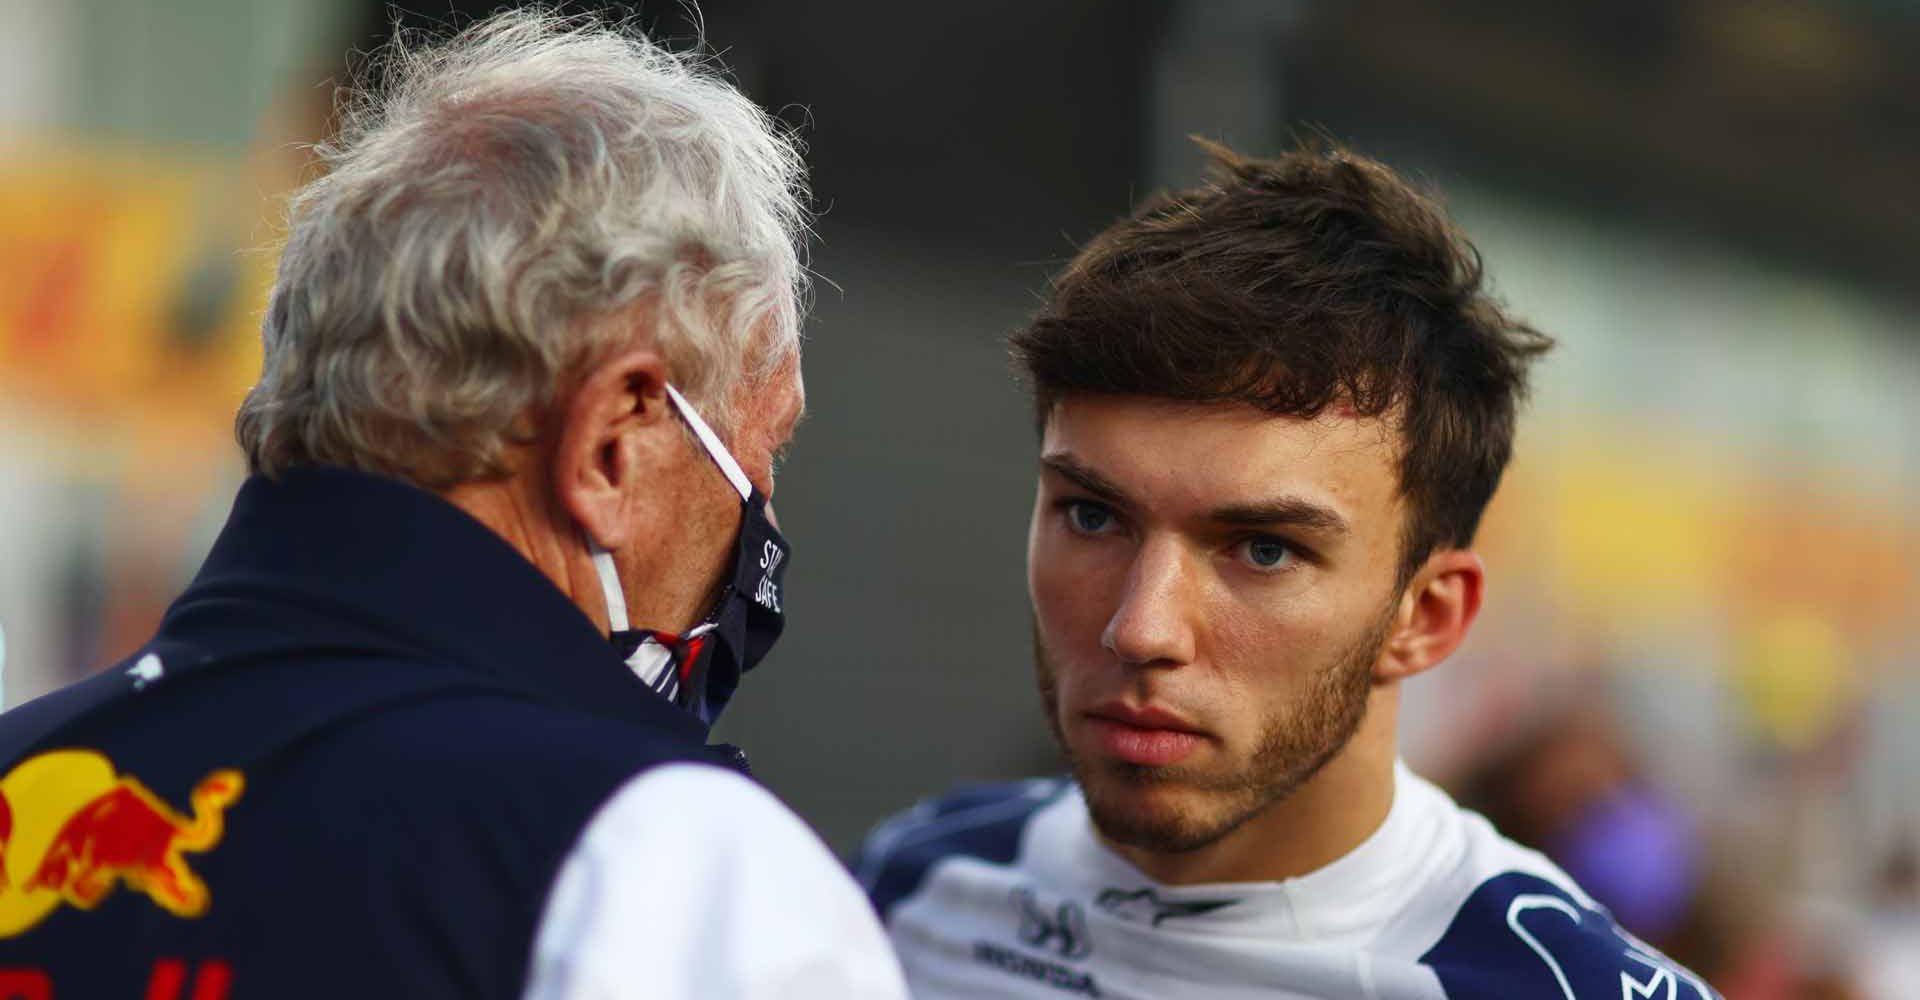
624 354 804 632
1028 394 1406 854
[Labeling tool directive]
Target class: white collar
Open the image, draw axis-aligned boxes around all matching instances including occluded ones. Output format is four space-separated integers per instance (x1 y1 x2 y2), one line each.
1032 761 1460 945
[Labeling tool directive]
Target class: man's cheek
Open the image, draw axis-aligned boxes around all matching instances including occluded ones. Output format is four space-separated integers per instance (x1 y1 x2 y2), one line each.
1032 593 1090 664
1043 574 1105 641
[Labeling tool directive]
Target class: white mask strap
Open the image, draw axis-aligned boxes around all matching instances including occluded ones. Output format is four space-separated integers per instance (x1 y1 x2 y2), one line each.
587 383 746 637
664 383 753 502
589 538 629 632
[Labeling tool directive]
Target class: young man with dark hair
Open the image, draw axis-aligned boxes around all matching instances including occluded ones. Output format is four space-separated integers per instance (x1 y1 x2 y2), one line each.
856 142 1715 999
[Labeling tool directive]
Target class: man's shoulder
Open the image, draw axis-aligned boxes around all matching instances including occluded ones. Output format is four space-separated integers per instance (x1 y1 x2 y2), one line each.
1390 788 1715 999
558 762 855 902
528 763 911 999
854 777 1073 917
565 762 852 894
1415 868 1718 999
190 683 725 885
361 689 709 767
0 686 740 997
286 689 722 816
0 646 718 823
1363 772 1719 997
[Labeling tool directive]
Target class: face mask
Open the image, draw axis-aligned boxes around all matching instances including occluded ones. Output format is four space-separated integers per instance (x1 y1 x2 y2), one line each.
592 383 790 726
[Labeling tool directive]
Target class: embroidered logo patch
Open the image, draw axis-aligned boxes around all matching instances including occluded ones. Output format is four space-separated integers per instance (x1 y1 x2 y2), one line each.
1013 886 1092 959
1095 886 1238 926
0 749 243 937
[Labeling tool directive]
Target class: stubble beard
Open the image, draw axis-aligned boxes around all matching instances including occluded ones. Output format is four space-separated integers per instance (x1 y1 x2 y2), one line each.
1033 608 1390 855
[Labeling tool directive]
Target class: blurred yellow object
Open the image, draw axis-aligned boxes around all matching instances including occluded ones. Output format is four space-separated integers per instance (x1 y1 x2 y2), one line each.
0 138 270 482
1733 611 1854 753
1478 422 1917 654
1545 429 1730 622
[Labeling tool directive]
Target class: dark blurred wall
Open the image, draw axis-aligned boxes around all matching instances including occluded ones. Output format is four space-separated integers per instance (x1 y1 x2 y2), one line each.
692 2 1170 846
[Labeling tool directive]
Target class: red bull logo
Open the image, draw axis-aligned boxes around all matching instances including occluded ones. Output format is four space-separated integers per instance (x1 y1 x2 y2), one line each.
0 750 242 937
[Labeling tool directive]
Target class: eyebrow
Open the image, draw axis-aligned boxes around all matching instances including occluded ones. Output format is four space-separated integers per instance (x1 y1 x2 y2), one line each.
1208 498 1350 536
1040 453 1351 537
1039 454 1132 504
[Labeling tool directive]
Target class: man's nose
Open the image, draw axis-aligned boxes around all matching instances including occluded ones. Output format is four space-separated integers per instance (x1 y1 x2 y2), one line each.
1100 536 1196 668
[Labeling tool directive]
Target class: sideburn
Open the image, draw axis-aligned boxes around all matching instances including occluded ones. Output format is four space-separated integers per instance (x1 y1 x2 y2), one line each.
1032 623 1068 754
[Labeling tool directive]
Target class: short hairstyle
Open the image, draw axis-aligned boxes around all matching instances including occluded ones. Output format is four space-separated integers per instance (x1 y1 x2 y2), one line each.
1012 140 1552 583
237 9 810 488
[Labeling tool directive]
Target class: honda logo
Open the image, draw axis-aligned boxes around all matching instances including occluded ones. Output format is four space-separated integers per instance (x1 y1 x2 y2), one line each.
1011 887 1091 960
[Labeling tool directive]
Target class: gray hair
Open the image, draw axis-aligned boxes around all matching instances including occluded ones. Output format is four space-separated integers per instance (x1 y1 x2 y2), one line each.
237 9 810 487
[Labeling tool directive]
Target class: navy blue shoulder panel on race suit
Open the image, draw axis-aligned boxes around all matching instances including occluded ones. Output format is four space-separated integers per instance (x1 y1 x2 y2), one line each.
855 779 1071 919
1420 872 1719 999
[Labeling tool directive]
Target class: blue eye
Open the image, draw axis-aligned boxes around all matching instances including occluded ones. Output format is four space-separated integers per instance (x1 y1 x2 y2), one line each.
1243 537 1293 569
1066 502 1114 535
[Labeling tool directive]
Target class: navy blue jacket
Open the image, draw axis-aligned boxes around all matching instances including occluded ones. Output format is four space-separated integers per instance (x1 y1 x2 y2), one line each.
0 467 741 999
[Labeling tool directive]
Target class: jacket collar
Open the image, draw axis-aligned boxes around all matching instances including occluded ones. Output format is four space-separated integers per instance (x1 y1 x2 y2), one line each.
165 466 708 744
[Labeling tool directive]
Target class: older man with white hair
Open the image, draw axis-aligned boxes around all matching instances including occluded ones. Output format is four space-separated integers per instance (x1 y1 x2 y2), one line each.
0 12 906 1000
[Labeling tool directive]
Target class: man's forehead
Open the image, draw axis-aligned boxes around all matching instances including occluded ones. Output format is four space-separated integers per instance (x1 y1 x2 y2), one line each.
1042 393 1395 446
1040 394 1402 513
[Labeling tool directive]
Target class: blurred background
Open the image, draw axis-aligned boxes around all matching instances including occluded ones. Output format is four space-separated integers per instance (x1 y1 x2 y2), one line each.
0 0 1915 994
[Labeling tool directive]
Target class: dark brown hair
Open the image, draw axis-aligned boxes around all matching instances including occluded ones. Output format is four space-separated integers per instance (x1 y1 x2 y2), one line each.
1012 139 1553 583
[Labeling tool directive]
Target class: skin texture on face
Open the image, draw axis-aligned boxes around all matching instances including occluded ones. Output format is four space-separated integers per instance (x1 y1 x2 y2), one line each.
609 354 804 633
1028 394 1469 885
447 342 804 639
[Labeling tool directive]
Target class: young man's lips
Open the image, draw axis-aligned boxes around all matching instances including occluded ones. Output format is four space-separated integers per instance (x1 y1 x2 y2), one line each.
1083 705 1207 766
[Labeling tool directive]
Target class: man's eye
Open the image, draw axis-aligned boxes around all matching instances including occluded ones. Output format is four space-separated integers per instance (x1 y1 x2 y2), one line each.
1241 537 1294 570
1065 502 1115 535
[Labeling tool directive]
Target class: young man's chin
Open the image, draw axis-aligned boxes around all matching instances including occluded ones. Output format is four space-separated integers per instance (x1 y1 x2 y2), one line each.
1077 765 1251 855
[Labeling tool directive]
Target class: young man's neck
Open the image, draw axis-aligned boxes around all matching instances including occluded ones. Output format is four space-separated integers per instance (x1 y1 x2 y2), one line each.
1107 687 1401 886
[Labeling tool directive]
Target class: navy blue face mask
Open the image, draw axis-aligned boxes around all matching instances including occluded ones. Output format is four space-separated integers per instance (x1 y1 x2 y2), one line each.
593 383 790 726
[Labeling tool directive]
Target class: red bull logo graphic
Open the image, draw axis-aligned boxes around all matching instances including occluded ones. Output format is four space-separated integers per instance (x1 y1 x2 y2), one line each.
0 750 242 937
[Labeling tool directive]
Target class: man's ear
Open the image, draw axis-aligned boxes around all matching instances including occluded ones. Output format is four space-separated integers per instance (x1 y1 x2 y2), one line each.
553 349 675 550
1375 549 1484 684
